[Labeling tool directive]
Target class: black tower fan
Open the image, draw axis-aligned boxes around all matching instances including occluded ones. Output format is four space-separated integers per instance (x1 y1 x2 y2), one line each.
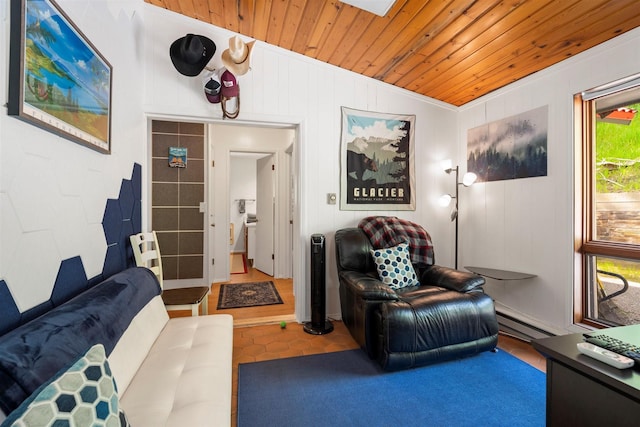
303 234 334 335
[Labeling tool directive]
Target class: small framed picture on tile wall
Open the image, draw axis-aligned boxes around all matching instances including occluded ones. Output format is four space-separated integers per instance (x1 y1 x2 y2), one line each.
169 147 187 168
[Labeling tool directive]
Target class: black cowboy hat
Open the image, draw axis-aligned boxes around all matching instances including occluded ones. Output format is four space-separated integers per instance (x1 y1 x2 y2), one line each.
169 34 216 77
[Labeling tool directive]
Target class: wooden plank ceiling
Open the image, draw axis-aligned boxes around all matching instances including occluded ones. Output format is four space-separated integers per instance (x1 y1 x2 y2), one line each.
146 0 640 106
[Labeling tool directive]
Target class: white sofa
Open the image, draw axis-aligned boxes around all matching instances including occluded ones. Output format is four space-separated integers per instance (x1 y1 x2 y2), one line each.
112 295 233 426
0 267 233 426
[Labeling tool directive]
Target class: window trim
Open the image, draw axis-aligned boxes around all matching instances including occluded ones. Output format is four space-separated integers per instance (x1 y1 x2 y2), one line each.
576 84 640 327
582 72 640 101
580 91 640 257
582 241 640 261
574 94 585 325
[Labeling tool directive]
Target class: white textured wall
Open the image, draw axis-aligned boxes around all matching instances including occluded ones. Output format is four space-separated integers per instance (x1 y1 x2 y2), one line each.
0 0 145 311
458 27 640 334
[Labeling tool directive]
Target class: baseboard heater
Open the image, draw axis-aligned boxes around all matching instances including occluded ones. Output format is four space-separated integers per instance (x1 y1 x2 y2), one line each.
497 311 556 342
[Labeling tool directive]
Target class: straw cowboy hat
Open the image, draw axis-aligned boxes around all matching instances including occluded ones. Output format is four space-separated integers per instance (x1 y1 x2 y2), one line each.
221 36 255 76
170 34 216 76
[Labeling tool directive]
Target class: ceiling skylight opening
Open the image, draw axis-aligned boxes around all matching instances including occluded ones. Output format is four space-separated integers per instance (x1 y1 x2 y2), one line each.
340 0 397 17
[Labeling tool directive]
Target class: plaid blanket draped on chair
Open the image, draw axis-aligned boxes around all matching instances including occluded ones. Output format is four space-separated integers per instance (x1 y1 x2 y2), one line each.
358 216 434 267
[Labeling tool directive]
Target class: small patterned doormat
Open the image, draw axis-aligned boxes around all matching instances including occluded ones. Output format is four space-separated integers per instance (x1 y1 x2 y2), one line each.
217 281 284 309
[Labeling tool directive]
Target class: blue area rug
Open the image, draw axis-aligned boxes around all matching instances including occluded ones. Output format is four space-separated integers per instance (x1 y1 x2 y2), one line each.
238 349 545 426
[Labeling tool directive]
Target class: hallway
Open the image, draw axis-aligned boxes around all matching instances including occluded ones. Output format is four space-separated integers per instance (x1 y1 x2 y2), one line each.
211 266 295 326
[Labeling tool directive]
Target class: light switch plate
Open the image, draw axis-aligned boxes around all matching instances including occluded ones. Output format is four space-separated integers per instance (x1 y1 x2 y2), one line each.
327 193 337 205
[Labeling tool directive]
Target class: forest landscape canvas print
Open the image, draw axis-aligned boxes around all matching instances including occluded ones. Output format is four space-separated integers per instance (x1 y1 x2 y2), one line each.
9 0 112 153
467 106 548 182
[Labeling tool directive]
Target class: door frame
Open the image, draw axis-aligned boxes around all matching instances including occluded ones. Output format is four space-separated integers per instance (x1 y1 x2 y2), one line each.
210 127 293 282
208 121 302 319
146 114 307 323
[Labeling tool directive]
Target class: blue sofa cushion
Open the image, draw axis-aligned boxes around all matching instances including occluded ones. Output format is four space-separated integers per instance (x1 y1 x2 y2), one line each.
0 267 161 415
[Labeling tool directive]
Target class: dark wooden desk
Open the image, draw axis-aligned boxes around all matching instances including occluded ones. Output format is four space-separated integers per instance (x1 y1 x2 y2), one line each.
532 325 640 426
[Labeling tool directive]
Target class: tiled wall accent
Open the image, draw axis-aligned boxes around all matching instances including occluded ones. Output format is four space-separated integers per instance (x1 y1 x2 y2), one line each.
101 163 143 278
151 121 205 280
0 164 142 336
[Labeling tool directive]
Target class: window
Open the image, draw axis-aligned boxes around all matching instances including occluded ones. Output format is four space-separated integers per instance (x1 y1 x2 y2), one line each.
578 75 640 327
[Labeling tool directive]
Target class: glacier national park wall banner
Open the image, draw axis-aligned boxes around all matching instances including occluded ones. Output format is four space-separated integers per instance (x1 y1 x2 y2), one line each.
340 107 415 211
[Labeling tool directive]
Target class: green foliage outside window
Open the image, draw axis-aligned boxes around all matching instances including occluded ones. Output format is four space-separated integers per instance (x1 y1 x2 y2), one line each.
595 103 640 193
595 103 640 283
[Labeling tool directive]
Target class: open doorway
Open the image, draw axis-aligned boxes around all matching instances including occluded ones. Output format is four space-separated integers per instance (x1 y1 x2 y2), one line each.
229 152 274 276
209 123 295 325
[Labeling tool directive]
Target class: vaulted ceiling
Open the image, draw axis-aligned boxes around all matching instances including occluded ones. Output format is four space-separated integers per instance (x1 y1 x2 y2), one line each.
145 0 640 106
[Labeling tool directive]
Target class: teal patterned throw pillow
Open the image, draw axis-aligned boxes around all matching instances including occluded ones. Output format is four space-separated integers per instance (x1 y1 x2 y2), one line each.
371 242 419 289
3 344 129 427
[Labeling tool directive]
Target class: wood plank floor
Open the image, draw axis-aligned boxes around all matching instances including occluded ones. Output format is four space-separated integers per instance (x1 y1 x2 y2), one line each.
169 267 547 426
212 266 295 325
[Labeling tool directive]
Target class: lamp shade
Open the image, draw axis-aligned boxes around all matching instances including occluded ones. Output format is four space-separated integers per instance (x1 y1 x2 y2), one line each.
438 194 452 207
462 172 477 187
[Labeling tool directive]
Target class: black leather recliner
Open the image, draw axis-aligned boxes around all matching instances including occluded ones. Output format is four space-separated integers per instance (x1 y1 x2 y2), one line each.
335 227 499 371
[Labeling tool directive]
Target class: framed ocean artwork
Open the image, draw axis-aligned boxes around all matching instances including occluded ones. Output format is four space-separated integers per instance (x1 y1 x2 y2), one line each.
8 0 112 153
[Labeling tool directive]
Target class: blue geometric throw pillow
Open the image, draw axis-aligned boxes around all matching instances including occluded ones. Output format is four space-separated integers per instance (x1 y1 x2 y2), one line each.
3 344 130 427
371 242 419 289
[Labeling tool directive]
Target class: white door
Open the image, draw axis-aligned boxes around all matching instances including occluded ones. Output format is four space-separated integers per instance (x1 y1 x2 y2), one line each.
255 154 274 275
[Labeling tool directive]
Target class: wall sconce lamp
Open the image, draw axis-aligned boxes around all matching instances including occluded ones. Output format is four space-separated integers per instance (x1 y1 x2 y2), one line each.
439 159 477 269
